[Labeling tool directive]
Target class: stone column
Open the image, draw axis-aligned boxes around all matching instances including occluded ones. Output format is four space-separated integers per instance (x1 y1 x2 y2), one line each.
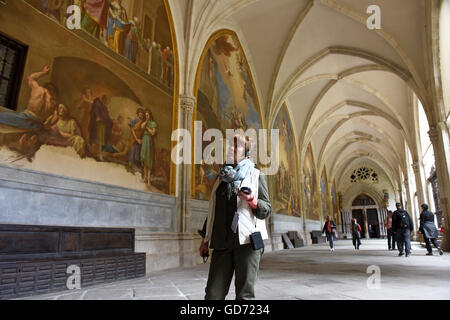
429 122 450 251
412 161 427 206
176 94 195 233
363 208 370 239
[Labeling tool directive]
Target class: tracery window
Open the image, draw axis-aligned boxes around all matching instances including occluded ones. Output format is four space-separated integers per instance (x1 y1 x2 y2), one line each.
350 167 378 183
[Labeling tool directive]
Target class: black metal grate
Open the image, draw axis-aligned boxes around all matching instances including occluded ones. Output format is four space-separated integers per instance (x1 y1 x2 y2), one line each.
0 32 28 109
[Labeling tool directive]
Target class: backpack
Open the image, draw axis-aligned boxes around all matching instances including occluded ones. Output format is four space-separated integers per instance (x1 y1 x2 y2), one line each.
399 212 410 229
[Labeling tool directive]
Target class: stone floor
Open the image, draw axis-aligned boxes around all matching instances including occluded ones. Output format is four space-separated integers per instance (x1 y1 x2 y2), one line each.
19 239 450 300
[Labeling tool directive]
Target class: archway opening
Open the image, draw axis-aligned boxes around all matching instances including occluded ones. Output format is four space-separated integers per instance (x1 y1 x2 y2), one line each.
351 194 381 239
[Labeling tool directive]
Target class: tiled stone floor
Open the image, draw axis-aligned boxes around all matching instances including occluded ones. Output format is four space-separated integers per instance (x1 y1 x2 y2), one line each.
19 239 450 300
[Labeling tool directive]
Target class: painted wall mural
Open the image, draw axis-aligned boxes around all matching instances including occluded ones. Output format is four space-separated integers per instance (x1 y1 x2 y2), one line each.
0 1 176 195
320 168 331 219
25 0 174 91
193 31 263 201
268 104 300 216
331 180 338 217
303 144 320 221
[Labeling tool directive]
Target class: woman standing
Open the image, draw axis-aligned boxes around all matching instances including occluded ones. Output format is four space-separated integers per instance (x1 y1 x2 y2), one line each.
419 204 444 256
322 216 337 252
140 109 157 187
351 218 362 250
199 136 272 300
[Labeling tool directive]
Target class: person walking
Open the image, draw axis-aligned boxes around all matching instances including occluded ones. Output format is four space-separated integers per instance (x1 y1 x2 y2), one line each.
384 211 396 251
392 202 414 257
322 216 337 252
351 218 362 250
419 204 444 256
198 136 272 300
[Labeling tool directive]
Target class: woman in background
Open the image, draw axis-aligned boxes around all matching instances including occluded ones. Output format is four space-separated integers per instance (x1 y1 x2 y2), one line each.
419 203 444 256
351 218 362 250
322 216 337 252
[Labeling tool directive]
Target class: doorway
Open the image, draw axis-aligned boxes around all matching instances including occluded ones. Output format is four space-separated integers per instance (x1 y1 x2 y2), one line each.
352 209 366 238
367 208 380 238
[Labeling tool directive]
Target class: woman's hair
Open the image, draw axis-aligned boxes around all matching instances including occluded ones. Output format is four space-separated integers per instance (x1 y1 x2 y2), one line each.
421 203 429 210
145 109 153 120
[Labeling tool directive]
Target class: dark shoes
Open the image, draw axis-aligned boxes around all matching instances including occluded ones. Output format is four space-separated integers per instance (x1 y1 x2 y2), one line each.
398 252 404 257
426 252 433 256
439 248 444 256
405 253 410 257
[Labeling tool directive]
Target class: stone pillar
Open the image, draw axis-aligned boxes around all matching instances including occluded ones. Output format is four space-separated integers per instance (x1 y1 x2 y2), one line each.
429 122 450 251
176 94 195 233
363 209 370 239
412 161 427 205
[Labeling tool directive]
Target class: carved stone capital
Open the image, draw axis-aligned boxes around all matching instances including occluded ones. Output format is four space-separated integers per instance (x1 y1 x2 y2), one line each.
179 95 196 115
428 126 440 144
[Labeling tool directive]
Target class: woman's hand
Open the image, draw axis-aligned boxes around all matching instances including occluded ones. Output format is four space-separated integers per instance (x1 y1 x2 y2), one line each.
238 189 257 209
199 238 209 258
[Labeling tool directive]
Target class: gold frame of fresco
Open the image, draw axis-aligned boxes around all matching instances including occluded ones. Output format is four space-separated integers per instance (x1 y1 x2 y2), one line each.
165 0 180 196
190 29 264 200
304 142 321 221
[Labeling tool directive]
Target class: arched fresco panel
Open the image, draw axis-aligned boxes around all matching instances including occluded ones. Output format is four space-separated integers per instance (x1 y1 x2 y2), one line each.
193 31 263 201
303 143 320 221
268 104 301 216
320 168 331 219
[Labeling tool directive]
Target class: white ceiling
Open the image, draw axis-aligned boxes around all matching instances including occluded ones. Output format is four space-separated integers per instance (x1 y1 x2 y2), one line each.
173 0 438 201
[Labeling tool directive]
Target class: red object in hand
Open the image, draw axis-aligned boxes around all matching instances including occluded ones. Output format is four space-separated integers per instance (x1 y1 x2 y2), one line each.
441 226 445 233
199 238 209 258
238 190 258 209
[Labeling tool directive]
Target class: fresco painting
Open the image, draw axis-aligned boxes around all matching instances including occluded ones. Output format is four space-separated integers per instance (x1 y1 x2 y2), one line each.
331 180 338 218
193 32 262 201
0 2 176 195
25 0 174 90
303 144 320 220
268 104 300 216
320 168 331 219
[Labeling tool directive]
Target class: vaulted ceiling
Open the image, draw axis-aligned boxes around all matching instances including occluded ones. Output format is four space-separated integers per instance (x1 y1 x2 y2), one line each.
172 0 439 200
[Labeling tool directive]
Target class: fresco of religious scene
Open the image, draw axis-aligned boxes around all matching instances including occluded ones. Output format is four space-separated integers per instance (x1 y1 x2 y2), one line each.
331 181 338 218
24 0 174 90
303 144 320 220
320 168 332 219
194 32 262 201
0 57 172 194
268 105 301 216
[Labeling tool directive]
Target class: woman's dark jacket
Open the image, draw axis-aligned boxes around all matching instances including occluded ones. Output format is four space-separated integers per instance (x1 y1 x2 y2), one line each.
419 210 439 239
322 221 337 235
199 172 272 250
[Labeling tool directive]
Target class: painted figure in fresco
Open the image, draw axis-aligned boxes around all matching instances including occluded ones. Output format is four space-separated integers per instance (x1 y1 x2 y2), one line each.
161 46 172 86
76 87 94 144
125 108 145 171
230 108 248 131
0 65 58 131
89 95 113 161
107 0 131 55
150 42 162 79
124 17 141 64
80 0 109 40
140 109 158 187
43 104 86 158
